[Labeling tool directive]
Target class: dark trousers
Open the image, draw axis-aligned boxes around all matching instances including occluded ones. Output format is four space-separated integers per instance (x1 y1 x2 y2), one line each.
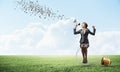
80 45 88 63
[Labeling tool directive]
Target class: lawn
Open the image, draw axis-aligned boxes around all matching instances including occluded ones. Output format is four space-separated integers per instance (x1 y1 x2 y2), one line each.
0 55 119 72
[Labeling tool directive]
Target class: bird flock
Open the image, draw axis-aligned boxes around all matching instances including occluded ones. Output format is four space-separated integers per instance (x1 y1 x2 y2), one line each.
15 0 65 20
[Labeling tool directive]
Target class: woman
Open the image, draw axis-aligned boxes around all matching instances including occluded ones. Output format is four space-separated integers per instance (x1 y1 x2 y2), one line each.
73 21 96 63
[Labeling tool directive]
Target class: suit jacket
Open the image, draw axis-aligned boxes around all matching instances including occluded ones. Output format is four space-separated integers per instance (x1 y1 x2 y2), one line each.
73 28 96 44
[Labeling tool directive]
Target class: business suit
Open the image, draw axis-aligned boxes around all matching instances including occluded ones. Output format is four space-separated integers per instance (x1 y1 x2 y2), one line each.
73 28 96 45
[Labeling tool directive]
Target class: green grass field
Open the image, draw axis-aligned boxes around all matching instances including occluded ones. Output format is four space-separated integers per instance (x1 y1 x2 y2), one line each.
0 55 120 72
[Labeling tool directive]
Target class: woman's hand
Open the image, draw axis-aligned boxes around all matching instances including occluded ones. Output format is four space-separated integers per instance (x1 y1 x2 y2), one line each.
92 26 95 29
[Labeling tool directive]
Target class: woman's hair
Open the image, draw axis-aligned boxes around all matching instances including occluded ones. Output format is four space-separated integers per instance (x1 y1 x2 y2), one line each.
82 22 88 28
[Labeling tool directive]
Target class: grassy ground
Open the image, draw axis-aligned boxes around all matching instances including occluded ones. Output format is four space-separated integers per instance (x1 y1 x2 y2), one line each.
0 55 119 72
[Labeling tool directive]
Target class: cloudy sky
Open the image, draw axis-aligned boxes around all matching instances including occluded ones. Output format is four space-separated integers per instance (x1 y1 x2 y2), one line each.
0 0 120 55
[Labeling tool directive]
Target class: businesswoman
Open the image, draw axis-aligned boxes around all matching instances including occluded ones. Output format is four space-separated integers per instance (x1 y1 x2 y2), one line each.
73 21 96 63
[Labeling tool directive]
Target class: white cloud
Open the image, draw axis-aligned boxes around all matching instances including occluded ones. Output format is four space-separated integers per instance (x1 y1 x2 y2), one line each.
36 18 74 49
0 18 120 55
0 18 75 55
89 31 120 55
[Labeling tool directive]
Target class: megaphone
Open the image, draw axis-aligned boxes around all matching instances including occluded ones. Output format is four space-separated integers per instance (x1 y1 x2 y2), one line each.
73 19 80 25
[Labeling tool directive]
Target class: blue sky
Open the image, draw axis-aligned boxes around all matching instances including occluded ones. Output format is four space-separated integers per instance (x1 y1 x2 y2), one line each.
0 0 120 55
0 0 120 34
